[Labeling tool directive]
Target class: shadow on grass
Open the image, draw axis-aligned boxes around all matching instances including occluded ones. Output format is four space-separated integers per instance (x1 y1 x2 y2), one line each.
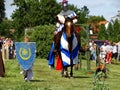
112 63 120 65
30 79 46 82
4 74 17 78
74 75 90 78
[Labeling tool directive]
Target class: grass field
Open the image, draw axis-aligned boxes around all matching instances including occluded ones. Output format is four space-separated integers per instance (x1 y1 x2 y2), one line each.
0 58 120 90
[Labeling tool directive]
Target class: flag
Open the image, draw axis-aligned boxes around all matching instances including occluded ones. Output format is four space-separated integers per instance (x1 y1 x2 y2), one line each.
47 42 55 67
15 42 36 70
60 32 79 67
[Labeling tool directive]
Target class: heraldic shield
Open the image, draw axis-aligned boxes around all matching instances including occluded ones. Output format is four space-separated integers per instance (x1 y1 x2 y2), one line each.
15 42 36 71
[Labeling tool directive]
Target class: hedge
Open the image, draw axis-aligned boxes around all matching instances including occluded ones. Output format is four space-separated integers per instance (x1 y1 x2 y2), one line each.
30 24 55 58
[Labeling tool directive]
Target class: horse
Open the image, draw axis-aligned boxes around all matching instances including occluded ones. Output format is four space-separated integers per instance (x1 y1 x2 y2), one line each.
54 17 81 78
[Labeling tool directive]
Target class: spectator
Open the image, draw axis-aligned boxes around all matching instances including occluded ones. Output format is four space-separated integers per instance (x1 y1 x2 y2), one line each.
89 43 97 62
117 41 120 61
0 50 5 77
0 37 3 51
106 41 113 64
99 42 107 63
112 42 118 63
20 37 34 82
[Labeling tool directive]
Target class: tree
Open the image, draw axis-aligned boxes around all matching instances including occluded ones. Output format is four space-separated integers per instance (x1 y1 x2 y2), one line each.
102 19 120 42
113 19 120 42
0 18 13 38
77 6 90 24
12 0 61 26
97 24 108 40
30 25 55 58
0 0 5 23
106 22 114 41
88 15 106 34
88 16 106 23
11 0 61 40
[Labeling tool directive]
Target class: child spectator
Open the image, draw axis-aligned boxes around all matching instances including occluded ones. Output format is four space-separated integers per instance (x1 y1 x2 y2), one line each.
20 37 34 82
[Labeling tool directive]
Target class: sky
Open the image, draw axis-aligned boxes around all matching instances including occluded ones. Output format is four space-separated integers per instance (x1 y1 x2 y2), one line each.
5 0 120 21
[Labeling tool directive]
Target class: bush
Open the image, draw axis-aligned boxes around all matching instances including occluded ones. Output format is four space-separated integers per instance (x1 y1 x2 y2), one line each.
30 24 55 58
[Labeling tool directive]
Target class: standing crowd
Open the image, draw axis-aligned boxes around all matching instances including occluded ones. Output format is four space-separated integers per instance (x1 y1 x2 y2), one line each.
0 36 15 60
89 40 120 64
0 36 15 77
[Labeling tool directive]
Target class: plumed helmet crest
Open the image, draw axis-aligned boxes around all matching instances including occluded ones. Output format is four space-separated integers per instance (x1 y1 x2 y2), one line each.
61 0 68 4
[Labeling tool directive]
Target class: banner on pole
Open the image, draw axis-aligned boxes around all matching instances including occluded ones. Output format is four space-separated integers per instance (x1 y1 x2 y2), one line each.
15 42 36 70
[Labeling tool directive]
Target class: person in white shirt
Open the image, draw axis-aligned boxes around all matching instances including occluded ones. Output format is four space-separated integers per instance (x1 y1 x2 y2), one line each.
89 44 97 61
117 41 120 61
99 42 107 63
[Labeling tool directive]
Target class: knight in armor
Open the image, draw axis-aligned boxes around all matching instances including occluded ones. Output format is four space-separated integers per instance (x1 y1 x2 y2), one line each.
47 0 78 69
54 0 78 35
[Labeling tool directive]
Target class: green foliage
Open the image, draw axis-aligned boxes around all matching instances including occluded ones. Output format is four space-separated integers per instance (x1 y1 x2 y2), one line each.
97 24 108 40
112 19 120 42
11 0 61 41
30 24 55 58
88 16 106 23
39 0 61 25
80 26 88 46
107 22 114 41
93 71 109 90
0 0 5 23
105 19 120 42
77 6 90 24
0 18 13 38
88 15 106 34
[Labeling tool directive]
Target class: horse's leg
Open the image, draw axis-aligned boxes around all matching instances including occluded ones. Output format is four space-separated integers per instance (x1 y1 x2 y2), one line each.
70 59 73 77
61 67 64 77
61 66 68 77
64 67 68 77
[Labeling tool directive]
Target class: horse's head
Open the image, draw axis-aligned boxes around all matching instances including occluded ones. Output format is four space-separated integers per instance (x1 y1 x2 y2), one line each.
54 17 75 53
64 17 74 38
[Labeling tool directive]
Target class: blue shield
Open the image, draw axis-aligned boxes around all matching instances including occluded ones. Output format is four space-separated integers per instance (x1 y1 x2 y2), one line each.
15 42 36 70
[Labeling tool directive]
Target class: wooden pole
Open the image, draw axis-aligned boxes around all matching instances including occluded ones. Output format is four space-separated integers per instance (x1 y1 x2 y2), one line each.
2 44 5 61
6 45 9 60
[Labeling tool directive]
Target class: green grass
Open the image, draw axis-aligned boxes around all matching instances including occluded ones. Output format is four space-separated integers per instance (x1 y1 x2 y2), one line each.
0 58 120 90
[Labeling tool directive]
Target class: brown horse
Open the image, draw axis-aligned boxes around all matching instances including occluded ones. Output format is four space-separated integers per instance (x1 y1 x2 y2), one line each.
54 17 81 77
